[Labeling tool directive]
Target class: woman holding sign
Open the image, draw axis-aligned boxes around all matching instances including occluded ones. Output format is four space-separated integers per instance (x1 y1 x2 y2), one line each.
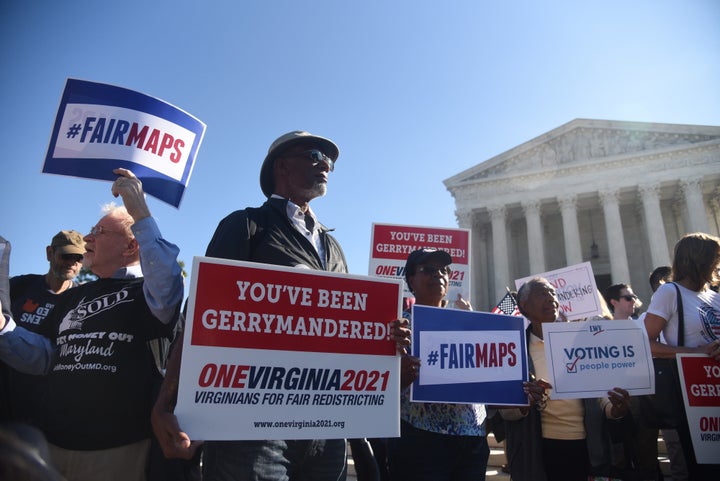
501 278 631 481
386 248 489 481
644 232 720 479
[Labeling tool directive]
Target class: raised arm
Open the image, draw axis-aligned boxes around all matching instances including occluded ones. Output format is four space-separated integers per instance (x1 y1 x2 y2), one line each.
112 168 183 323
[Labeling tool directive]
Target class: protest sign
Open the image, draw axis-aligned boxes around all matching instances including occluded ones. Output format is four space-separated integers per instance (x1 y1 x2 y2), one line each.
516 262 602 320
43 78 206 207
676 354 720 464
541 319 654 400
410 305 528 405
175 256 403 440
369 223 471 302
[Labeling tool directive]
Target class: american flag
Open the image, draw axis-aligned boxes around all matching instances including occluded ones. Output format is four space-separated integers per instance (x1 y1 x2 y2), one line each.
492 291 520 316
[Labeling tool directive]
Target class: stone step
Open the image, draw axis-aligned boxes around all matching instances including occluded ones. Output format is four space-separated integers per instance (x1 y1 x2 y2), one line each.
486 434 511 479
346 435 511 480
347 431 671 480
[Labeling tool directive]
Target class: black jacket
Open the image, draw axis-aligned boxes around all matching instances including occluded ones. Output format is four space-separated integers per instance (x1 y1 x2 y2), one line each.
206 197 348 273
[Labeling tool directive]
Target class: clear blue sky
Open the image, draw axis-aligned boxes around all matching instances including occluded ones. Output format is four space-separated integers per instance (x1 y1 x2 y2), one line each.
2 1 719 301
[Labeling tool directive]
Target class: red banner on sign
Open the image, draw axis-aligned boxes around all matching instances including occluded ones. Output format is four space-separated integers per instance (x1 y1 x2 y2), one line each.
679 356 720 408
371 224 469 263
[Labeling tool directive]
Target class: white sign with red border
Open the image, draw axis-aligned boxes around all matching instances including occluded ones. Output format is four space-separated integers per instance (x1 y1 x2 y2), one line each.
369 223 471 303
175 256 403 440
516 262 602 321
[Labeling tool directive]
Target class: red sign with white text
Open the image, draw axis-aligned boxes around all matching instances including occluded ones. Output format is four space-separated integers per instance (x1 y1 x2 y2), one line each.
369 223 471 302
679 355 720 407
371 223 470 263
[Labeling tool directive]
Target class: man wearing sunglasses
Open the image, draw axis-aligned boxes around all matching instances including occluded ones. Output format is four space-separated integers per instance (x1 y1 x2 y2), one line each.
603 283 643 321
152 131 353 480
1 230 85 425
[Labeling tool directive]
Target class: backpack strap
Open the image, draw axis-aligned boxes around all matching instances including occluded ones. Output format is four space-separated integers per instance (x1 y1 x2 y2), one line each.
671 282 684 346
245 206 268 261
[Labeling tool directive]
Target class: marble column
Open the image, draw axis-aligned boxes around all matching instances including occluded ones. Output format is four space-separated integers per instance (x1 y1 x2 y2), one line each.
522 200 546 275
455 209 473 230
710 194 720 235
638 183 671 267
600 189 631 283
473 224 490 311
680 178 710 233
558 195 583 266
489 205 510 299
455 210 477 305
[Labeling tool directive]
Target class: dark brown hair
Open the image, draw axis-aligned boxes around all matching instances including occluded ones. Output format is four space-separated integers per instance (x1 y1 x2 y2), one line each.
671 232 720 291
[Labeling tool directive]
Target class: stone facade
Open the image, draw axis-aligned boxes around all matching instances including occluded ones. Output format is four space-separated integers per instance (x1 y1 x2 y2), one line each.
444 119 720 311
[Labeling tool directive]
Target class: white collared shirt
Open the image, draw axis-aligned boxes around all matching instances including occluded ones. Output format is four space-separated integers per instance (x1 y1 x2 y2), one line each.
274 195 326 268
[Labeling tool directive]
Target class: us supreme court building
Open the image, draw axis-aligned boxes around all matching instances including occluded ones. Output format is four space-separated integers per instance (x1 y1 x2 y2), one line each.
444 119 720 311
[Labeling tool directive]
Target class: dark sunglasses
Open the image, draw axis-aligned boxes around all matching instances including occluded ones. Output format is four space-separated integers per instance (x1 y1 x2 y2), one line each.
292 149 335 172
416 265 452 277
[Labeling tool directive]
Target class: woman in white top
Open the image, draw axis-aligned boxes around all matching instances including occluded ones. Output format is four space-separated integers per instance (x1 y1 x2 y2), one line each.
644 232 720 479
644 232 720 360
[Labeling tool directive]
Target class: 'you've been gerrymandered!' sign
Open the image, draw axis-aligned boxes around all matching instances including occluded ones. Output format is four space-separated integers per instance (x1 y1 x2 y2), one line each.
176 257 404 440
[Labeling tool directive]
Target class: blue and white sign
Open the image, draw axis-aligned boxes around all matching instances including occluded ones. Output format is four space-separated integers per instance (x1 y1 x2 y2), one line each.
43 78 206 207
411 305 528 405
542 319 655 400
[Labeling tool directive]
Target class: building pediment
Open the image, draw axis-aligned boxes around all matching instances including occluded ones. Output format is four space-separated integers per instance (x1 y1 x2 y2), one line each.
445 119 720 185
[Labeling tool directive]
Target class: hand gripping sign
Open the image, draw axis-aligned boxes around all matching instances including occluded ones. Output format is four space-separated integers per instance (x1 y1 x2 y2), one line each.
175 257 404 440
43 78 206 207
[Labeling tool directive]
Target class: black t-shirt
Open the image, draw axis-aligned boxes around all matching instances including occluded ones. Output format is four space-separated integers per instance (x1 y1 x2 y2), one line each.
5 274 66 424
37 277 173 450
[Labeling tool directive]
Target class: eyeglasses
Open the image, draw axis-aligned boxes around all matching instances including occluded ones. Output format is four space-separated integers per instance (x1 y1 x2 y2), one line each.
291 149 335 172
61 254 84 263
416 265 452 277
89 225 121 236
620 295 637 302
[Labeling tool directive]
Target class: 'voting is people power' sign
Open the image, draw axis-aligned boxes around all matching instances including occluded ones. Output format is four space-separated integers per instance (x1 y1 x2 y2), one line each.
176 257 404 440
43 78 206 207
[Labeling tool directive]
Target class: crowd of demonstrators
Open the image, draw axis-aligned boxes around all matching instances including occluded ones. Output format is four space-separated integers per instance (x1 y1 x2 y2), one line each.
501 278 632 481
0 137 718 481
0 168 184 481
385 248 489 481
643 233 720 479
151 131 410 481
